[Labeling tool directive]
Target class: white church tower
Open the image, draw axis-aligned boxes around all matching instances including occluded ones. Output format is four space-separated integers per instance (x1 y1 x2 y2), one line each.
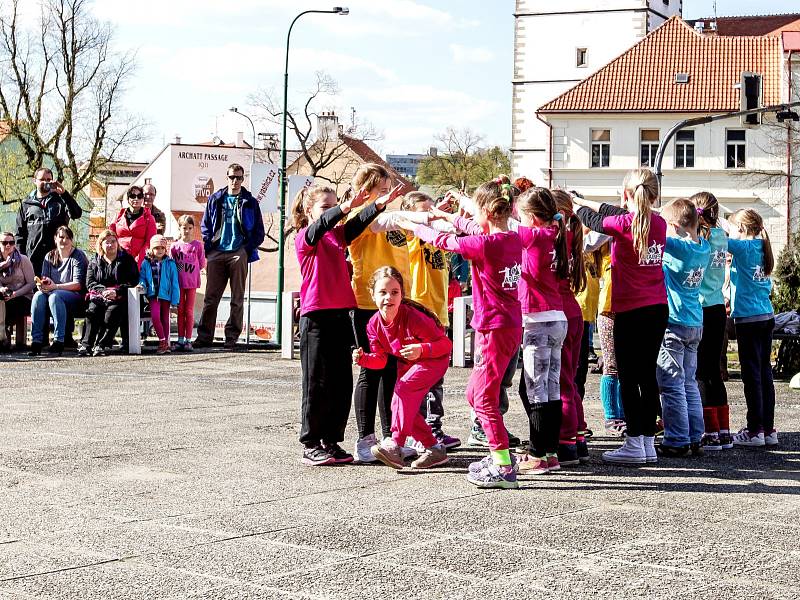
511 0 683 181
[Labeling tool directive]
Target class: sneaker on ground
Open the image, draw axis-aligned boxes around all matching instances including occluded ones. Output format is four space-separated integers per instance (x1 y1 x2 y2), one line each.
433 430 461 450
323 442 354 464
468 454 493 474
354 434 379 463
643 435 657 464
605 419 627 437
183 341 194 352
401 437 421 460
602 436 646 465
371 440 405 469
557 443 580 467
302 445 336 466
172 341 186 352
467 425 490 447
77 344 89 357
732 428 765 447
410 446 449 469
690 442 703 457
517 454 549 475
718 431 734 449
546 454 561 471
656 443 689 458
156 340 170 355
47 341 64 356
91 346 106 357
701 433 723 451
192 338 214 349
466 464 519 489
764 430 779 447
576 438 590 464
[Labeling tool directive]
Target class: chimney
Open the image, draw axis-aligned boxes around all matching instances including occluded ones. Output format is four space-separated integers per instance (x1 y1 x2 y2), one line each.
317 111 339 141
236 131 245 147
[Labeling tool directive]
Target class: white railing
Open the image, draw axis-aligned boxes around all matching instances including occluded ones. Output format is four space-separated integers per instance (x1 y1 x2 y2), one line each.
281 291 300 359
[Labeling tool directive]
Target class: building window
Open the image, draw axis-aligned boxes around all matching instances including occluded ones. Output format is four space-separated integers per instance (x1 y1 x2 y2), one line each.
591 129 610 168
576 48 587 68
640 129 660 167
726 129 746 168
675 130 695 168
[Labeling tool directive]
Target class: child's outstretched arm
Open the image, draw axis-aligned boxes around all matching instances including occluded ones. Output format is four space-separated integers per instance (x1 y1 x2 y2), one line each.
353 320 389 369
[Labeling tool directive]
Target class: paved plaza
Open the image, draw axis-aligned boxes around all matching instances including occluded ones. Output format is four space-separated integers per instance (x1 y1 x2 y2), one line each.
1 348 799 599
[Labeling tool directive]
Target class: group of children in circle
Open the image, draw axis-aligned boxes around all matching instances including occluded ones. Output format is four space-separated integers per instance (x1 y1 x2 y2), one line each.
292 161 776 490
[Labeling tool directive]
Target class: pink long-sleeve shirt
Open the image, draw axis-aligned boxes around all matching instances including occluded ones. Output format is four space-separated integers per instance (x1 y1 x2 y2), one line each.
518 224 563 315
414 218 522 331
170 240 206 290
358 302 452 370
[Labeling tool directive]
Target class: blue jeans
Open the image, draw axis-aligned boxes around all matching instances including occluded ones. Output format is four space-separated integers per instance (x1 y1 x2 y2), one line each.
31 290 82 343
657 323 704 447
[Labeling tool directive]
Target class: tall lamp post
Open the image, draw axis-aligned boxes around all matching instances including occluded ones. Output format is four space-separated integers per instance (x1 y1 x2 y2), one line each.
229 107 256 348
276 6 349 346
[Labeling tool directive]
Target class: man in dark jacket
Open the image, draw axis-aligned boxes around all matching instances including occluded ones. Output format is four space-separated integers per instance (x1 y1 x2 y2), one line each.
195 162 265 349
15 168 83 275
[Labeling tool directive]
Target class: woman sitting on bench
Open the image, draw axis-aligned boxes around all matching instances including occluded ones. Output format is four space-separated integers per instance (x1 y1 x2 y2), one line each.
0 231 35 352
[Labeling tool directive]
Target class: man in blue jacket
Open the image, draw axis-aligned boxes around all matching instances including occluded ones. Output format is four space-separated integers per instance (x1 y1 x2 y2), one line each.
195 163 265 349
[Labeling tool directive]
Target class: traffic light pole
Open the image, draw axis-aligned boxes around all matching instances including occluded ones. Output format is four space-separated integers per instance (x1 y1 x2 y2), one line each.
653 100 800 191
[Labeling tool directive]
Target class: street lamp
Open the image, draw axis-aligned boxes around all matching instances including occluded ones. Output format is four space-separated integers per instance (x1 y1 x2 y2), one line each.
276 6 349 346
229 107 257 348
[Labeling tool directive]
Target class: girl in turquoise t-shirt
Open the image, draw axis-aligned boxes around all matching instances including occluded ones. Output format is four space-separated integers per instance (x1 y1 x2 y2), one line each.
727 209 776 448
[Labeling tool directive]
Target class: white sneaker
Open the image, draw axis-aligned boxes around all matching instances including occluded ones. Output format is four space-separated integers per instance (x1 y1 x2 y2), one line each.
764 430 779 447
642 435 657 463
602 435 646 465
732 428 765 447
401 437 421 460
354 433 378 462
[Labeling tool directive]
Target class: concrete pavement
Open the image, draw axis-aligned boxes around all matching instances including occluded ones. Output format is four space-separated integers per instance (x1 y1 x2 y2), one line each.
1 348 798 599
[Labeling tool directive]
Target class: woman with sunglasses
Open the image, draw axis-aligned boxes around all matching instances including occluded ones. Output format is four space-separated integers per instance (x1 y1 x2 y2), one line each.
109 185 157 267
0 232 35 351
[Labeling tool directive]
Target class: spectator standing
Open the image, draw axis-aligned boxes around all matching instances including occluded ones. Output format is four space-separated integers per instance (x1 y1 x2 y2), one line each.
109 185 157 267
143 184 167 235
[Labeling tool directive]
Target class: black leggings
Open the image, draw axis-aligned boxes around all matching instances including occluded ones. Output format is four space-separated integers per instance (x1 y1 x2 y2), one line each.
614 303 668 437
575 321 591 400
735 318 775 433
696 304 728 407
353 308 396 440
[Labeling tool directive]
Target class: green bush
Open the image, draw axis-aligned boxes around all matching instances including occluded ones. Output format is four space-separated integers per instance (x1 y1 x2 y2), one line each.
773 232 800 314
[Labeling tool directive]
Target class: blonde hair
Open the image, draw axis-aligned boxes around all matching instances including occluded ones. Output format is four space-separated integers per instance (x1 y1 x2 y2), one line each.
401 191 432 211
473 174 513 222
177 214 195 228
623 168 659 262
346 163 390 202
95 229 118 256
661 197 699 233
288 185 338 232
730 209 774 276
369 265 443 328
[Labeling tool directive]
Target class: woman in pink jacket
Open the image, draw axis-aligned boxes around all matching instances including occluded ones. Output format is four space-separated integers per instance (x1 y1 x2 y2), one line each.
109 185 157 267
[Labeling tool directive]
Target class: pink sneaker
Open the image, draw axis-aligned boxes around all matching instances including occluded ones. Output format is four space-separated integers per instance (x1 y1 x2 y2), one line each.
546 455 561 471
517 454 549 475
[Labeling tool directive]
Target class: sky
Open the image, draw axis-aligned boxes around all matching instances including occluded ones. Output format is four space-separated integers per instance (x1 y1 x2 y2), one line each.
83 0 800 163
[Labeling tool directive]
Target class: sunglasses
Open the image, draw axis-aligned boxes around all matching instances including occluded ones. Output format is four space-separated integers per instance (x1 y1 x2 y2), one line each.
128 193 144 199
1 240 15 246
227 175 244 181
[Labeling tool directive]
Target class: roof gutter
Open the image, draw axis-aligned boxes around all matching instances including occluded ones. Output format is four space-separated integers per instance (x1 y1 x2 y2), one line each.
535 111 553 187
788 49 795 247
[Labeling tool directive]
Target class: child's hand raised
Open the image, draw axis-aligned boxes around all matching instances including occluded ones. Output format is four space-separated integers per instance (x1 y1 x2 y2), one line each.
429 206 455 223
399 344 422 361
352 347 364 365
375 183 405 209
345 187 371 212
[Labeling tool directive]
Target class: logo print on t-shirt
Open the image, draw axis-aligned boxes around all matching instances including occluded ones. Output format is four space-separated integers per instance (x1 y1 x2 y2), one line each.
753 265 769 282
499 263 522 290
385 230 408 248
640 241 664 266
549 249 558 272
683 267 705 288
423 246 446 270
710 249 726 269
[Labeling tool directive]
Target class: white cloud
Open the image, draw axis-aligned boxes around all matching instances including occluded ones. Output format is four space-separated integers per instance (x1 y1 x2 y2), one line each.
449 43 494 64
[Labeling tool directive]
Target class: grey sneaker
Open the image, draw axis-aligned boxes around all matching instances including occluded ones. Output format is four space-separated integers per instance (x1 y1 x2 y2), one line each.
354 434 378 463
467 464 519 489
410 446 449 469
371 441 405 469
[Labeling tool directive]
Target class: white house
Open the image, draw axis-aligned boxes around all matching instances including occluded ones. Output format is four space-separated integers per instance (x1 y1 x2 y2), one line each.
511 0 682 180
530 15 800 255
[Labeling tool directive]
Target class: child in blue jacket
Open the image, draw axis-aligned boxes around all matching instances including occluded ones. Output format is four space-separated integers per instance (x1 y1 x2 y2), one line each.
656 198 710 458
138 235 180 354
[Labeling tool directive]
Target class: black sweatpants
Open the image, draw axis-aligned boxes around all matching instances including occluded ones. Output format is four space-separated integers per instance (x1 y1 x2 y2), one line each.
353 308 395 440
614 303 668 437
696 304 728 407
735 318 775 433
575 321 591 400
82 298 128 350
299 309 354 447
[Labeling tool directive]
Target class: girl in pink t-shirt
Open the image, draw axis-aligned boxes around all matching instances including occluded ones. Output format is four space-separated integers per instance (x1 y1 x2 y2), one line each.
574 168 668 466
290 185 388 467
353 266 452 470
170 215 206 351
410 176 522 489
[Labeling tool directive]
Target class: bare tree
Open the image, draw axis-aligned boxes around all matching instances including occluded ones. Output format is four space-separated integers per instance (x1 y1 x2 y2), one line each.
0 0 147 204
417 127 511 193
249 71 382 188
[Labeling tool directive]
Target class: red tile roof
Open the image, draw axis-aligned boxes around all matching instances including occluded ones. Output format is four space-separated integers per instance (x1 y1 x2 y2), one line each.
692 14 800 36
538 17 783 114
339 134 415 192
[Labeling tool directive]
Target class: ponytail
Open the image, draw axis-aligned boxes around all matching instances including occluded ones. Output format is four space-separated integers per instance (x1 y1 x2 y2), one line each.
762 228 775 276
690 191 720 240
731 208 774 276
623 168 659 262
552 190 586 293
401 298 444 330
288 185 338 233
